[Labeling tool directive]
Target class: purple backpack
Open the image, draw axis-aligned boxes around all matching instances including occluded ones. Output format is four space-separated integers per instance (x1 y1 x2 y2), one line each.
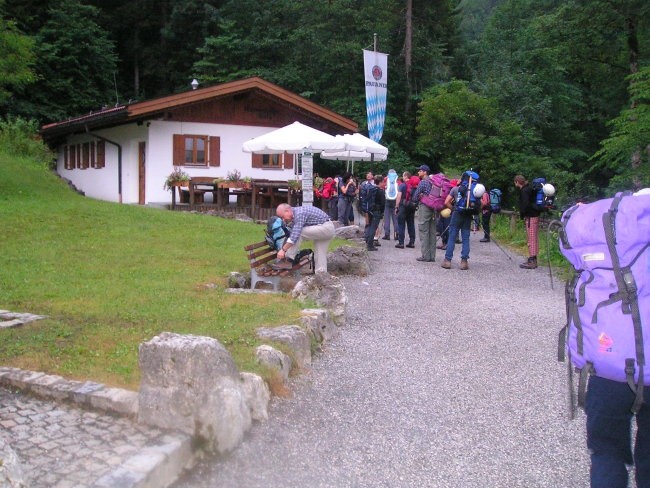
558 191 650 413
420 173 452 211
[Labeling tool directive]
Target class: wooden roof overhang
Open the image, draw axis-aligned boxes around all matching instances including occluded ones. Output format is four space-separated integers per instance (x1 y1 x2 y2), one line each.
40 77 358 146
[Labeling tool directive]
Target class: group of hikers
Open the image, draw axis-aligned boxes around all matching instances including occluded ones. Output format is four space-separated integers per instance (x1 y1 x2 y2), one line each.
316 165 552 271
270 172 649 488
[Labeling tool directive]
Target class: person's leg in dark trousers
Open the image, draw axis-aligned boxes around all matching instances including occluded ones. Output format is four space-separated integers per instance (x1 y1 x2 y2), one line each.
396 205 406 246
481 210 491 241
366 210 381 250
585 375 650 488
406 207 416 246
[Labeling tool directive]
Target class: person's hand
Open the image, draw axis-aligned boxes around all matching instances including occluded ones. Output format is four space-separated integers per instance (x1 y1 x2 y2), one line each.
277 249 285 259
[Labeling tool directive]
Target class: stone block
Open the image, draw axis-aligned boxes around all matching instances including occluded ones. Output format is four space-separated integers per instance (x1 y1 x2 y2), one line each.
240 372 270 421
255 345 292 381
256 325 311 369
138 332 251 454
300 308 338 343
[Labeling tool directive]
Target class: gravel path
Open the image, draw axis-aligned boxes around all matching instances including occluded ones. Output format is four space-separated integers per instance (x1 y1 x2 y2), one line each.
174 230 590 488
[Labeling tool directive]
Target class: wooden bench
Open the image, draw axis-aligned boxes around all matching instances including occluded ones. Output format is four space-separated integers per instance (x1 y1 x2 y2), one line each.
245 241 313 291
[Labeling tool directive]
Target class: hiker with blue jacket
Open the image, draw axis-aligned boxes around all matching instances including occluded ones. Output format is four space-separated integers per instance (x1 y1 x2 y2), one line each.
412 164 437 262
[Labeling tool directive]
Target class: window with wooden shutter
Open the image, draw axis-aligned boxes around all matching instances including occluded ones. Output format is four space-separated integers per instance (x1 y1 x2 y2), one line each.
173 134 185 166
82 142 90 169
283 152 293 169
96 141 105 168
208 136 220 167
70 145 77 169
90 141 96 168
252 153 263 168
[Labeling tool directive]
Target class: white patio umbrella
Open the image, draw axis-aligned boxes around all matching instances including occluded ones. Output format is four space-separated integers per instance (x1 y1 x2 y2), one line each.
241 121 346 154
320 132 389 173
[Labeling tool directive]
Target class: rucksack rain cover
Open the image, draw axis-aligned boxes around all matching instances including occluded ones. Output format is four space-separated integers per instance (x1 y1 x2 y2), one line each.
560 191 650 385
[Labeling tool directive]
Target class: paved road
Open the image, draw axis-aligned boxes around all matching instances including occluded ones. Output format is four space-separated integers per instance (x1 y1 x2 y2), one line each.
174 230 591 488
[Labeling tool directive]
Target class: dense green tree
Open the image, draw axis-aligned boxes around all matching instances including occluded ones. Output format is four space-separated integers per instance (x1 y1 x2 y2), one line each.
593 66 650 192
0 3 36 109
9 0 117 123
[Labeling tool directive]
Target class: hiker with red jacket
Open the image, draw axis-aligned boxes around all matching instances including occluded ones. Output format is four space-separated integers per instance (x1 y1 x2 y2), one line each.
514 175 540 269
394 172 418 249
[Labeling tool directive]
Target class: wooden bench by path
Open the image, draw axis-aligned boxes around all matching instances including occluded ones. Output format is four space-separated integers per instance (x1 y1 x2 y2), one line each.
245 241 313 291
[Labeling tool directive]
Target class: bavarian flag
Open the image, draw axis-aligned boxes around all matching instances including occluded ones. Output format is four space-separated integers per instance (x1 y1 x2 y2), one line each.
363 49 388 143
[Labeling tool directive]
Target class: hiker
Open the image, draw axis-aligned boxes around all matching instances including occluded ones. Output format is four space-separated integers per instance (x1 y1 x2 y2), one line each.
441 173 483 270
359 172 374 240
337 172 356 226
513 175 540 269
412 164 436 262
274 203 335 273
558 189 650 488
321 177 338 221
365 175 386 251
394 172 418 249
480 188 491 242
382 169 399 241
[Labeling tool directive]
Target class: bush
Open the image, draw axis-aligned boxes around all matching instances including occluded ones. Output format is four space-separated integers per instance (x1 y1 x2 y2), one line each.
0 117 54 167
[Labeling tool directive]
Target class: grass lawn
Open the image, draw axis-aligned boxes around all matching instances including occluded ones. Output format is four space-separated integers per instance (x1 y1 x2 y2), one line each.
0 151 307 390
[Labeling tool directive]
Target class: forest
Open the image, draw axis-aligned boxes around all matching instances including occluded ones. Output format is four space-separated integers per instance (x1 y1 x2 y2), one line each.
1 0 648 206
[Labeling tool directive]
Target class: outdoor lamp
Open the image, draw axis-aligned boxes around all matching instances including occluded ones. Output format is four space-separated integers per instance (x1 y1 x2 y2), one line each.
191 79 199 90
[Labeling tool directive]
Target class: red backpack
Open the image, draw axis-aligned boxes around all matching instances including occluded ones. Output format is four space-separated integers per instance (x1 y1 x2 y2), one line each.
321 179 335 199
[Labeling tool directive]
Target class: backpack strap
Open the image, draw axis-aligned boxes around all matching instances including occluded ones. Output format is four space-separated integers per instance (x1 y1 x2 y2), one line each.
601 192 645 413
577 361 594 410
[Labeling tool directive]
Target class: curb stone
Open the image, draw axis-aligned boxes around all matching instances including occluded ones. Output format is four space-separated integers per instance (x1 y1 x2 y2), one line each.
0 367 192 488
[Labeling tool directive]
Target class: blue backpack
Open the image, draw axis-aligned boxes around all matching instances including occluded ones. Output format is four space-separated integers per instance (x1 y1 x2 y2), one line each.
455 170 481 214
265 216 291 251
360 184 379 214
385 170 399 201
531 177 556 212
558 190 650 414
489 188 502 213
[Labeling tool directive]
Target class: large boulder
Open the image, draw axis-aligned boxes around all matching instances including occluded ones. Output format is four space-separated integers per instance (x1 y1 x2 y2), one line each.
292 273 347 326
334 225 363 240
138 333 251 454
239 372 270 421
327 245 370 276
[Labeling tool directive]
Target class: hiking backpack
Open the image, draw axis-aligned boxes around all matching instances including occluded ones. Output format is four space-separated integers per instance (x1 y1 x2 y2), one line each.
420 173 452 211
265 215 291 251
455 170 481 214
385 170 399 201
360 184 379 214
321 179 336 199
531 177 556 212
489 188 502 213
558 191 650 414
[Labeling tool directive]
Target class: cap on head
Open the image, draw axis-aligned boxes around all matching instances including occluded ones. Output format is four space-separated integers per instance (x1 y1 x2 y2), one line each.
418 165 431 173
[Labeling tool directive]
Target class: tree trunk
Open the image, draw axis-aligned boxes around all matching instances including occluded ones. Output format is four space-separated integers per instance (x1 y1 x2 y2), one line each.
404 0 413 113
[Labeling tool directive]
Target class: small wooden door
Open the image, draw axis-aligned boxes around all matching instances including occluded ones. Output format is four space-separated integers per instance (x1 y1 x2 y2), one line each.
138 142 146 205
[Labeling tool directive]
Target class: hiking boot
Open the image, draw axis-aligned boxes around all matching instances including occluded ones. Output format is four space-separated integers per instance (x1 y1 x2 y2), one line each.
382 235 390 240
271 259 294 270
395 243 404 249
416 257 432 262
520 257 538 269
367 246 378 251
406 243 415 248
460 259 469 270
436 243 447 250
374 239 381 247
441 259 451 269
480 237 490 243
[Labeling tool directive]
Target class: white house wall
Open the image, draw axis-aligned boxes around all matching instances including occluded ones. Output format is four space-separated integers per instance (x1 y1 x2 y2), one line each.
146 121 297 203
56 120 299 205
56 123 146 204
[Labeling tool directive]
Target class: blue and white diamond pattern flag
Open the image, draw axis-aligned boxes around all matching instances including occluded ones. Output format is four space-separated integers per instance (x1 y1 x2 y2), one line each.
363 49 388 143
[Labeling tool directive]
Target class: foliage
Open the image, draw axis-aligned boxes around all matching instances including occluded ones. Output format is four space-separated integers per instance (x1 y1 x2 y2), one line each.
8 0 118 123
0 8 36 108
163 167 190 191
226 169 242 182
0 148 304 389
592 66 650 193
0 117 53 164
